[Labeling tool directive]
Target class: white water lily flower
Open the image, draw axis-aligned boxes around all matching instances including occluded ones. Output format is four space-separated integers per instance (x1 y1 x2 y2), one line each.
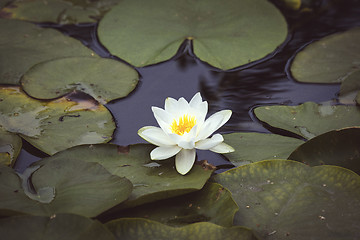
138 92 234 175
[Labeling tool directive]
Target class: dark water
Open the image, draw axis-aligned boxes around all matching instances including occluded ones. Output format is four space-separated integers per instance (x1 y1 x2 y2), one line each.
13 0 360 172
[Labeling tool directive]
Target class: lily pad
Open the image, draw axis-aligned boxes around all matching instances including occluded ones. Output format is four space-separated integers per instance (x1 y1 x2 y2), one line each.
106 218 258 240
223 132 304 166
0 86 115 155
0 129 22 166
98 0 287 70
211 160 360 239
0 19 97 85
290 27 360 96
288 127 360 174
0 158 133 217
21 57 139 104
0 214 115 240
36 144 214 209
254 102 360 139
112 183 238 227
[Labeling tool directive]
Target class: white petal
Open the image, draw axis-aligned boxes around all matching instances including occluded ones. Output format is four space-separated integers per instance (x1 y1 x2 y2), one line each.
152 106 173 133
195 134 224 150
196 110 232 141
177 97 190 113
164 97 178 116
138 126 175 146
175 149 196 175
189 92 202 107
177 139 195 149
210 142 235 153
151 146 182 160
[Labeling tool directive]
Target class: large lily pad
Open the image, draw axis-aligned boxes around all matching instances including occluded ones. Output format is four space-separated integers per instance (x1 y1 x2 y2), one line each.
0 0 121 24
0 158 132 217
0 214 115 240
223 132 304 166
21 57 139 104
106 218 258 240
0 129 22 166
289 127 360 174
211 160 360 239
254 102 360 139
98 0 287 70
36 144 214 209
112 183 238 227
0 19 97 85
0 86 115 155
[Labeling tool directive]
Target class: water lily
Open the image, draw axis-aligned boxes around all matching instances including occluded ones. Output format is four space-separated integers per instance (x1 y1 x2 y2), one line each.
138 92 234 175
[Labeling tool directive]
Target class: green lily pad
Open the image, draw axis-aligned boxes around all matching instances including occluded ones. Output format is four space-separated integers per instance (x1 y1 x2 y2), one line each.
0 19 97 85
0 129 22 166
290 27 360 96
291 27 360 84
0 86 115 155
288 127 360 174
106 218 258 240
254 102 360 139
36 144 214 209
211 160 360 239
0 0 122 24
98 0 287 70
112 183 238 227
21 57 139 104
0 158 133 217
223 132 304 166
0 214 115 240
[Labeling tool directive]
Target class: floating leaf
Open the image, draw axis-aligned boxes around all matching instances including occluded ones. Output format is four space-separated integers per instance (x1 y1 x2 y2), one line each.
98 0 287 70
21 57 139 104
106 218 258 240
0 214 115 240
36 144 214 209
290 27 360 98
223 132 304 166
0 158 133 217
0 19 97 85
254 102 360 139
289 127 360 174
0 86 115 155
211 160 360 239
0 129 22 166
113 183 238 227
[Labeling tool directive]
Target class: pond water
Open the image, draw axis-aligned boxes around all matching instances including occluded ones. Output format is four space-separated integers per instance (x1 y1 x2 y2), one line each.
13 0 360 172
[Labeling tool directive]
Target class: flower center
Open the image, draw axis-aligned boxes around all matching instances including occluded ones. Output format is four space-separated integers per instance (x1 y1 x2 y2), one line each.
170 114 196 135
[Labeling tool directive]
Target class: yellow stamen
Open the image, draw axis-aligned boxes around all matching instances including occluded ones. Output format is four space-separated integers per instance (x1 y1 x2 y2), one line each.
170 114 196 135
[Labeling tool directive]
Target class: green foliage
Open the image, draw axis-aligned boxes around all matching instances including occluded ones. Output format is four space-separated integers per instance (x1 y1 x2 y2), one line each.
21 57 139 104
36 144 214 209
0 19 97 85
0 129 22 166
0 158 133 217
98 0 287 70
211 160 360 239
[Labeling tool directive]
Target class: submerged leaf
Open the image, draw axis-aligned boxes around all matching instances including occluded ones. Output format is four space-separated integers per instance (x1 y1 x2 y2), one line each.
106 218 258 240
0 19 97 85
98 0 287 70
254 102 360 139
0 86 115 155
0 158 133 217
289 127 360 174
21 57 139 104
211 160 360 239
0 214 115 240
35 144 214 209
